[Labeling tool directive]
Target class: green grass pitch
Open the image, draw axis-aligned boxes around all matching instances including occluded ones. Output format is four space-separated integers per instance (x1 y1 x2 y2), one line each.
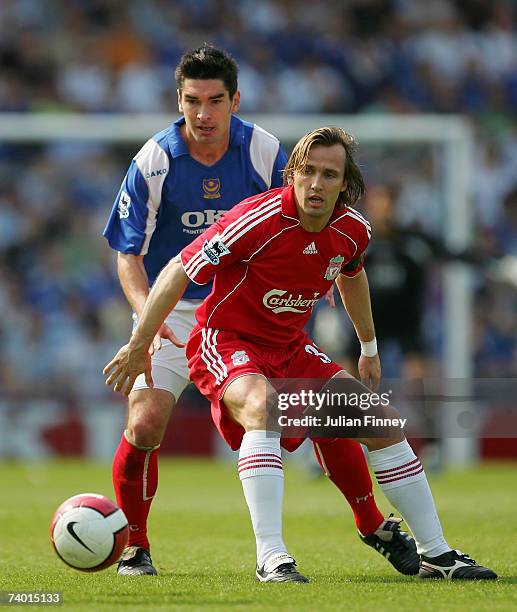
1 459 515 611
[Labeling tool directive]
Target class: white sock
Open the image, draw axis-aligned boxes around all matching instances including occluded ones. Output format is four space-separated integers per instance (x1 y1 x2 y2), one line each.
238 430 292 571
368 439 450 557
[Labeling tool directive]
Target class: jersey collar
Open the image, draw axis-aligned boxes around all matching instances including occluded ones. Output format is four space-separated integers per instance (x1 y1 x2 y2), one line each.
280 184 300 222
169 115 245 158
281 184 346 226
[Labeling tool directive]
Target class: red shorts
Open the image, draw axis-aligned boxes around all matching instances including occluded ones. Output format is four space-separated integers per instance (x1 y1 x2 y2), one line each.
186 325 343 451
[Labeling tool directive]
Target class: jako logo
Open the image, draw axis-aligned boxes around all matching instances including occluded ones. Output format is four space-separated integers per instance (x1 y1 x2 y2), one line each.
181 210 225 228
262 289 320 314
145 168 167 179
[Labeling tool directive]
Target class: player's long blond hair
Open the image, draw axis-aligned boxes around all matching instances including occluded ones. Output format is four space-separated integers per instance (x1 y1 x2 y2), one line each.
284 126 365 209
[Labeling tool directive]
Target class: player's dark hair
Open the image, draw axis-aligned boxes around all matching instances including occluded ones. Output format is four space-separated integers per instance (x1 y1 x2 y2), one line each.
284 126 365 209
175 44 239 98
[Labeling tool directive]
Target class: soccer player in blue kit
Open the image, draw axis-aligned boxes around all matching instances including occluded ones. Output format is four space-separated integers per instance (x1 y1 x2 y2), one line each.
103 45 419 576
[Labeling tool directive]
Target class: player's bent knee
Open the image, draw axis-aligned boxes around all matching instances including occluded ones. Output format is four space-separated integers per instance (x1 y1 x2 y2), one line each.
126 419 164 448
223 375 274 431
126 390 175 447
126 413 165 447
235 398 269 431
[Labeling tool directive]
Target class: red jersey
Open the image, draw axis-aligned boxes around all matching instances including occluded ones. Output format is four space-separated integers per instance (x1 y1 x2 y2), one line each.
180 185 371 347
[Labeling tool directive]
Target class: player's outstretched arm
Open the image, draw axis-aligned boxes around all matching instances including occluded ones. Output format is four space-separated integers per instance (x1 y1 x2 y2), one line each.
336 270 381 390
117 253 150 318
104 255 189 396
117 253 176 354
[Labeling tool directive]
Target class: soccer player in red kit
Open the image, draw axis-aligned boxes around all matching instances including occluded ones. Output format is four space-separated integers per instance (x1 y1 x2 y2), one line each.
105 127 496 583
105 45 418 577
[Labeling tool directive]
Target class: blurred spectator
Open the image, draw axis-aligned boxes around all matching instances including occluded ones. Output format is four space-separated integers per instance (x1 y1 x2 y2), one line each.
115 56 169 113
472 135 517 230
57 39 112 112
496 187 517 256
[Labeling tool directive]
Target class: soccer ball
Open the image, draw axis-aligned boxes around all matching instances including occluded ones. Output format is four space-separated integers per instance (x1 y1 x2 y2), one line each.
50 493 128 572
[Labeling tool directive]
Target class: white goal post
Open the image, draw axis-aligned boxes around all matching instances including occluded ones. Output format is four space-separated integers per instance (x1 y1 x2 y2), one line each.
0 113 475 465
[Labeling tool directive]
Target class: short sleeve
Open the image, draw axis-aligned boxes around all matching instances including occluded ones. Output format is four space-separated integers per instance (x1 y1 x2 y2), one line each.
340 251 366 277
103 137 168 255
103 162 150 254
339 208 371 277
270 145 288 188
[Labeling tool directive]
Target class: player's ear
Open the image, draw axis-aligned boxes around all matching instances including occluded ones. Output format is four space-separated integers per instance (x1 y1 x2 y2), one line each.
177 89 183 112
231 90 241 113
340 179 347 193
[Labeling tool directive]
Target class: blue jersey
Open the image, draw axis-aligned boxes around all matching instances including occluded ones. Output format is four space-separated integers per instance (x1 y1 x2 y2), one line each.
103 115 287 299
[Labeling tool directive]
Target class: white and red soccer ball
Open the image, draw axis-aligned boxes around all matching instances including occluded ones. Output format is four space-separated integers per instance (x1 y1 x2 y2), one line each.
50 493 128 572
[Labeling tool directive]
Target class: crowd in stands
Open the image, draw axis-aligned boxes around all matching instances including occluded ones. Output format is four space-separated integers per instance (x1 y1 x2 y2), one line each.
1 0 516 115
0 0 516 397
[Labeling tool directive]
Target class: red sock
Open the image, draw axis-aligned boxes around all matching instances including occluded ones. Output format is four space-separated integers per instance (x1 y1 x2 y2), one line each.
313 438 384 536
112 433 159 550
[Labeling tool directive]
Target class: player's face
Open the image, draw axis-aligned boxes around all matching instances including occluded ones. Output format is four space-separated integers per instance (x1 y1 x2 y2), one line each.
178 79 240 146
292 144 347 231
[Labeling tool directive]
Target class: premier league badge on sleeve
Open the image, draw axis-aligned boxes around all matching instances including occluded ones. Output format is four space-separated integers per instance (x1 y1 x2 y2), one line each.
117 191 131 219
201 233 231 265
324 255 344 280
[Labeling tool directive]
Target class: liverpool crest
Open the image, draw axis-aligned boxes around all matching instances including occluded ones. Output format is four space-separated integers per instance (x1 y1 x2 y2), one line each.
324 255 344 280
231 350 250 366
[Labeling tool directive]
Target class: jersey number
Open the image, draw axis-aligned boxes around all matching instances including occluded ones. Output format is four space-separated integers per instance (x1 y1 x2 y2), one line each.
305 344 332 364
